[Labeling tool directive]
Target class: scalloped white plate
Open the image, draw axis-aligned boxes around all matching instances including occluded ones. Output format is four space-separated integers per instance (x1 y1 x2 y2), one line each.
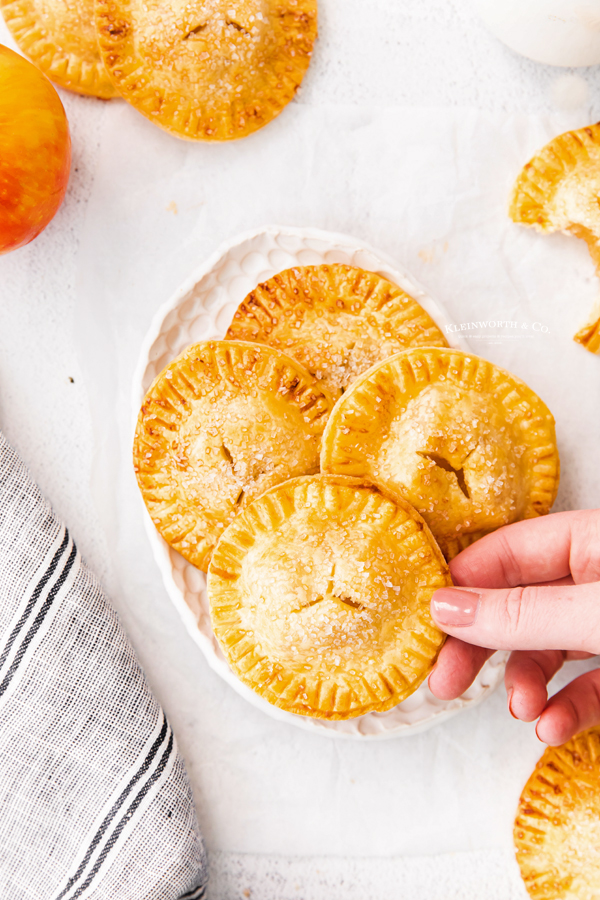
132 225 507 740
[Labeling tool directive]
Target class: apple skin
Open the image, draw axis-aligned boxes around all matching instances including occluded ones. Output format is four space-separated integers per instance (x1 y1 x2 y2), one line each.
0 44 71 254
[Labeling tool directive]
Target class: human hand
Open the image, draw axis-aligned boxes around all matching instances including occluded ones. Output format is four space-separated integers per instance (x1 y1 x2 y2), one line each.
428 510 600 746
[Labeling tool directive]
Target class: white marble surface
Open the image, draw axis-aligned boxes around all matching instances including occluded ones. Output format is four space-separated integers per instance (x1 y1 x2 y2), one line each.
2 2 600 897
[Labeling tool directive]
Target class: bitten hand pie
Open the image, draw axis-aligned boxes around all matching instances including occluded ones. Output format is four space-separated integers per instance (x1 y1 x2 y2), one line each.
95 0 317 141
226 264 448 397
208 474 451 719
0 0 117 97
133 341 333 572
515 727 600 899
320 347 559 560
510 123 600 354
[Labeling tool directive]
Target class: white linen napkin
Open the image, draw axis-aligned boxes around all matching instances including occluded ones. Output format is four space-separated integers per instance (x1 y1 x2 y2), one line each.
0 431 208 900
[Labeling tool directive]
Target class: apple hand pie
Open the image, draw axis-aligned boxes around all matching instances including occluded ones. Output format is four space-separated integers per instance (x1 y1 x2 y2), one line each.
0 0 117 97
226 264 448 398
510 123 600 354
515 727 600 899
95 0 317 141
320 347 559 560
208 474 451 719
133 340 333 572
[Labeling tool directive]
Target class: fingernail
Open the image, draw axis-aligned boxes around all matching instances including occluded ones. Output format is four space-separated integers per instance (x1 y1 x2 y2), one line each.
431 588 481 627
507 689 517 719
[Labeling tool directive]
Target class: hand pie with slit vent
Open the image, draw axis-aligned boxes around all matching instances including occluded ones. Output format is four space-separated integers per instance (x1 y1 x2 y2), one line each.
320 347 559 560
225 264 448 397
95 0 317 140
515 727 600 899
208 474 450 719
133 340 333 572
510 123 600 354
0 0 117 97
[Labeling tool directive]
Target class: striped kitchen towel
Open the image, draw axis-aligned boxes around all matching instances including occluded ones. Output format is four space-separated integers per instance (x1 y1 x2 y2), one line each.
0 431 208 900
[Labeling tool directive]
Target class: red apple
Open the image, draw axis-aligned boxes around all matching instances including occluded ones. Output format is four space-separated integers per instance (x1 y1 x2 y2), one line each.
0 44 71 253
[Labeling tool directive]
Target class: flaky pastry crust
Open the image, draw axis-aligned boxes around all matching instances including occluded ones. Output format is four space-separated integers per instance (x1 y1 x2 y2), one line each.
0 0 117 97
208 474 450 719
515 728 600 899
95 0 317 140
226 264 448 397
133 340 333 572
320 348 559 560
510 123 600 354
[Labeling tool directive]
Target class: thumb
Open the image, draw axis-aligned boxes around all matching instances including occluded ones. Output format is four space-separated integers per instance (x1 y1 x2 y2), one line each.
430 583 600 653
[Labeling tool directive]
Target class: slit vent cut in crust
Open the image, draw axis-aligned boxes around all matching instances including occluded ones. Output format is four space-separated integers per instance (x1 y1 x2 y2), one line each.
133 340 333 572
0 0 118 97
226 264 448 397
95 0 317 141
510 123 600 355
515 727 600 899
320 347 560 560
208 474 451 720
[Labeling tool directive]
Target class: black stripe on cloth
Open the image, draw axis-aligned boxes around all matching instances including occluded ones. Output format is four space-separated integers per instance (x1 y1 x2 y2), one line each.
0 540 78 700
67 731 176 900
0 528 69 673
54 715 170 900
178 884 208 899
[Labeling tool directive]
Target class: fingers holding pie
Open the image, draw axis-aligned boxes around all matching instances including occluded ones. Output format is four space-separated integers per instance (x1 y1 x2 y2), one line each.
321 347 559 561
428 637 494 701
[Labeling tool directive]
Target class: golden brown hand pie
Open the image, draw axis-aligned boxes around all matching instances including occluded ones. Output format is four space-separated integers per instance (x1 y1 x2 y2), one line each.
208 474 451 719
225 264 448 397
95 0 317 141
320 347 559 560
133 340 333 572
510 123 600 354
0 0 117 97
515 727 600 899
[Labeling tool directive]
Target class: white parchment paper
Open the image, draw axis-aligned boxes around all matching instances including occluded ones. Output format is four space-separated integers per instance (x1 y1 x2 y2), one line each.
75 102 600 871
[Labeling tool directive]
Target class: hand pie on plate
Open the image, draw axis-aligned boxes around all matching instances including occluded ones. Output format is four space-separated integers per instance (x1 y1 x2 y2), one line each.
133 341 333 572
510 123 600 354
0 0 117 97
95 0 317 140
226 264 448 397
320 347 559 560
208 474 450 719
515 727 600 899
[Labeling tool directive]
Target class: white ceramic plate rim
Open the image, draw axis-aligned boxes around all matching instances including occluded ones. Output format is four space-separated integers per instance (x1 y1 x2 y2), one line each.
132 224 506 740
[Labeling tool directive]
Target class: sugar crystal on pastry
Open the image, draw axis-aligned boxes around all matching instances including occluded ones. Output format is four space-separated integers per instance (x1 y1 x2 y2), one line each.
226 264 448 397
510 123 600 354
320 347 559 560
95 0 317 140
515 727 600 899
0 0 117 97
133 340 333 572
208 474 451 719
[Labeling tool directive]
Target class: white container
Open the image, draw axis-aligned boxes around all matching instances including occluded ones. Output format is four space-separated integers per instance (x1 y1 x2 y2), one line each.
132 225 507 740
470 0 600 67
